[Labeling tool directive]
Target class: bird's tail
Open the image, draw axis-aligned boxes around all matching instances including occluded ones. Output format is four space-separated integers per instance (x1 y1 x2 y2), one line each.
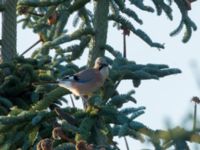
32 80 59 86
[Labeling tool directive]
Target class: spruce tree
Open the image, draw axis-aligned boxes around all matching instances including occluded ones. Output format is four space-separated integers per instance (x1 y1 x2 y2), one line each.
0 0 199 149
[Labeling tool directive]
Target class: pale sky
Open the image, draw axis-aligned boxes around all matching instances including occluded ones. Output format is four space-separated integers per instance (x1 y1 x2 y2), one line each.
107 2 200 149
1 1 200 149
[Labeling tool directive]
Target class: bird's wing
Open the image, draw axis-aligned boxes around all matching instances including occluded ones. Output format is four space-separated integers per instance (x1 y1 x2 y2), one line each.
61 69 97 83
74 69 97 83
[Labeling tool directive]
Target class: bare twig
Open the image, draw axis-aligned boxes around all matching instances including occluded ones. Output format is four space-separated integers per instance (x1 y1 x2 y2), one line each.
123 30 127 58
191 96 200 131
124 137 130 150
20 39 41 56
70 94 76 108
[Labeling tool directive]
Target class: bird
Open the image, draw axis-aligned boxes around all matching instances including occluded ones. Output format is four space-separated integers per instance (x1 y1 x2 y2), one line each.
58 57 109 108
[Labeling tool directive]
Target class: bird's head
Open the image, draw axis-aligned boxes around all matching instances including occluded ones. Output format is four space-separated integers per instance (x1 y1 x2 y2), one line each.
94 57 109 80
94 57 108 70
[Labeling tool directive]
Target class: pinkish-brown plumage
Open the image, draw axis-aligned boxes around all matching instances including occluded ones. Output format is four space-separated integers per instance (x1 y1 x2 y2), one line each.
58 57 109 97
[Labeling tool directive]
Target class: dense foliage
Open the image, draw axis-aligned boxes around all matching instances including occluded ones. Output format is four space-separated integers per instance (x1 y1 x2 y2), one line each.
0 0 199 149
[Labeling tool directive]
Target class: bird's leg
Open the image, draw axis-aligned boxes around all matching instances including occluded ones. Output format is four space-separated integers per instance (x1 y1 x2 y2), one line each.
81 95 89 110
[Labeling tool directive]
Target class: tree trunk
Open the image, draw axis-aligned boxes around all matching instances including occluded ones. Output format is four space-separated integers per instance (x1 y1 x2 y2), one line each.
88 0 109 67
0 0 17 63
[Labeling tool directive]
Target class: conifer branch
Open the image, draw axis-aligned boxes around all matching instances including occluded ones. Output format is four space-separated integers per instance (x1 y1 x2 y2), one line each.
18 0 65 7
31 87 69 111
108 14 165 49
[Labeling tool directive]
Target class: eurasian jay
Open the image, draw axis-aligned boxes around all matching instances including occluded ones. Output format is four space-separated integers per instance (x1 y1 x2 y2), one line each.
58 57 109 107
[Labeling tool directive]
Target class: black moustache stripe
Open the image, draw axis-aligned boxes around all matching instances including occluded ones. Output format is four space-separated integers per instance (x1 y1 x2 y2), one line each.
99 64 108 70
